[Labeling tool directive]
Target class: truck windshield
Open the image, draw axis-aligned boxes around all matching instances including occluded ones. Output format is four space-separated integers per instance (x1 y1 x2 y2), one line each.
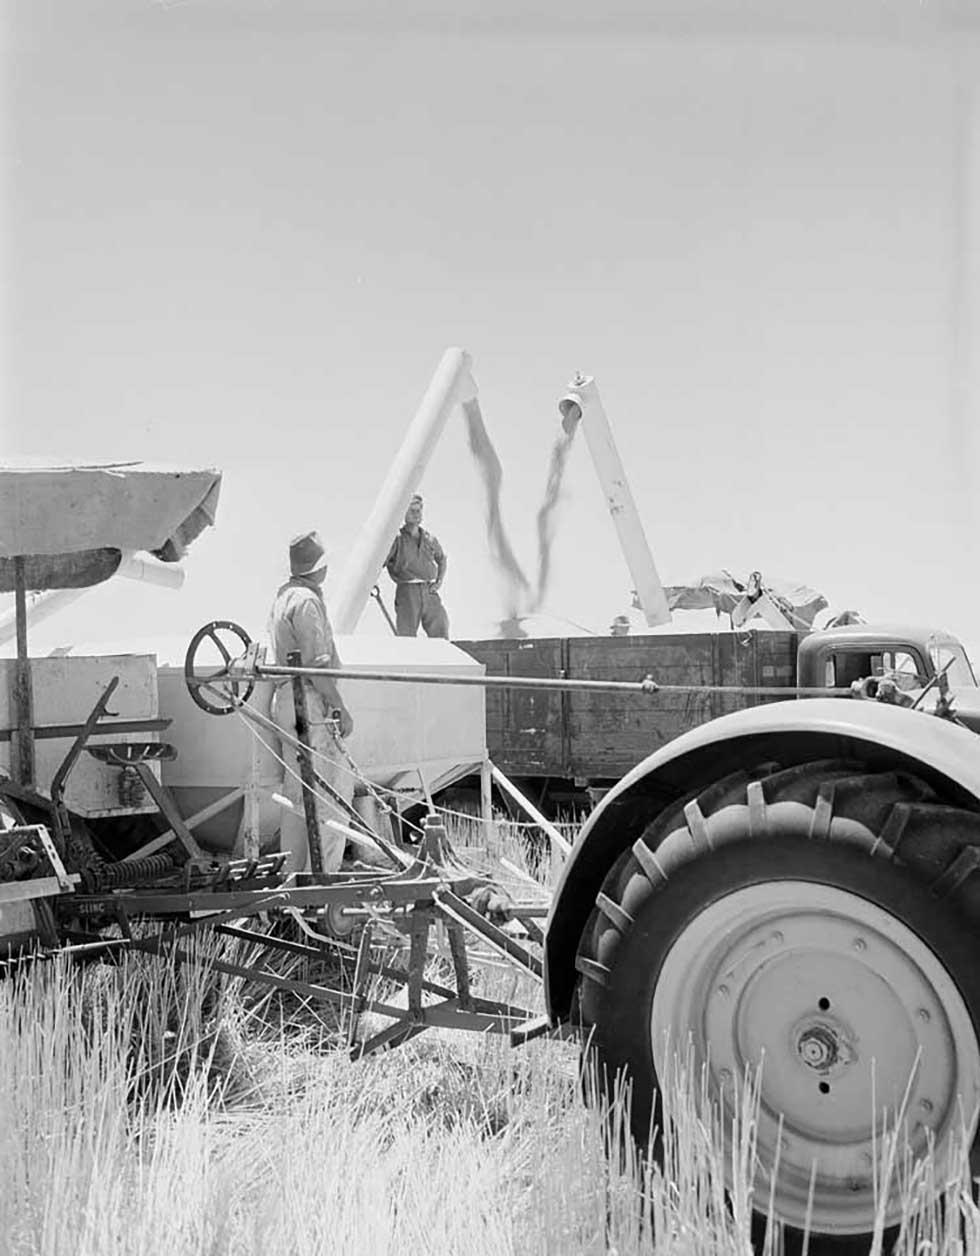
928 639 978 688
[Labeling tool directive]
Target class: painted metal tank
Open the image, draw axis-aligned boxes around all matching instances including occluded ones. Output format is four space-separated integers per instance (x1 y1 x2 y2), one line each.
157 633 487 851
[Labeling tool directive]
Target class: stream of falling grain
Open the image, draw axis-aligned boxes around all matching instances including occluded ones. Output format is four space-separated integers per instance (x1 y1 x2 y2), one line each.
462 399 577 635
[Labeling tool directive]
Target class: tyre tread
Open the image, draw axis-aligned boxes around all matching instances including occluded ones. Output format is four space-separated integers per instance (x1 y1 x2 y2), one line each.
576 758 980 1031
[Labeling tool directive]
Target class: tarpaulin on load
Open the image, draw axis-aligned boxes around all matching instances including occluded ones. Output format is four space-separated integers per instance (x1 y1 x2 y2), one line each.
0 462 222 591
664 570 828 627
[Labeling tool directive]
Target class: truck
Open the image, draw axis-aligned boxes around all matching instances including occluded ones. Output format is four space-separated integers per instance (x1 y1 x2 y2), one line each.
457 623 978 811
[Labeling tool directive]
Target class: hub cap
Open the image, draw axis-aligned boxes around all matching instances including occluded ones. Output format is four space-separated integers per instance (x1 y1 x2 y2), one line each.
650 881 980 1235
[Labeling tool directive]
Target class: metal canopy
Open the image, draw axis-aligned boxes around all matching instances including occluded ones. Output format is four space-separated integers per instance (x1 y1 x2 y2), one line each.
0 462 222 591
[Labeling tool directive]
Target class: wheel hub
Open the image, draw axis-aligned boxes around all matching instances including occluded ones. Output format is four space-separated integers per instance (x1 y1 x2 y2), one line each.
650 881 980 1236
793 1016 855 1076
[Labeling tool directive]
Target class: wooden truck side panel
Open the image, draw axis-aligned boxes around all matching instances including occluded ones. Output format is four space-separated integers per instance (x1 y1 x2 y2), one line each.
457 632 803 781
459 637 566 777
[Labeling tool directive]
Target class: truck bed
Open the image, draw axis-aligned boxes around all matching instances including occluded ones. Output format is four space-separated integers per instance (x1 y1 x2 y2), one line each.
456 631 805 785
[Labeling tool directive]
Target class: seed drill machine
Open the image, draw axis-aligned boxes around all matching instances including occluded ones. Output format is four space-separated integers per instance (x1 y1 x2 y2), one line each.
4 357 980 1255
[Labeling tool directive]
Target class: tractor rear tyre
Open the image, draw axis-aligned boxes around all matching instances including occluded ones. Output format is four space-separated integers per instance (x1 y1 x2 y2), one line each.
574 759 980 1254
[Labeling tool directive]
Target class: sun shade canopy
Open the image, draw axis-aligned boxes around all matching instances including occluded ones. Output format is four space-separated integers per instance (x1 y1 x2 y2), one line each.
0 462 222 592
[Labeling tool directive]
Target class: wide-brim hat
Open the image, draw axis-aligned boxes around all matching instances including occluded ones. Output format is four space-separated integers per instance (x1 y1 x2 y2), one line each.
290 530 327 576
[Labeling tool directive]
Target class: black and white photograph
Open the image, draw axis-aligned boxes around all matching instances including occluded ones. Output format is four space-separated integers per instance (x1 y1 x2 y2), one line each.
2 2 980 1253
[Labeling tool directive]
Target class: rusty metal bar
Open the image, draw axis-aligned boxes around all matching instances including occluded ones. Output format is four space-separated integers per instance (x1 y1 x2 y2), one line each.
50 677 121 802
353 1017 426 1058
71 874 447 917
446 921 473 1010
433 888 543 980
216 923 529 1018
131 761 204 861
122 786 245 863
0 717 171 743
127 932 408 1018
347 923 375 1051
48 677 122 862
407 910 429 1018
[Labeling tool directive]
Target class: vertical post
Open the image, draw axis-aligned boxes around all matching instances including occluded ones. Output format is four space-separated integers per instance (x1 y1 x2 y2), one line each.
288 650 324 876
446 922 473 1011
332 347 479 633
480 758 493 826
558 374 671 628
237 730 262 861
407 910 429 1020
12 557 35 788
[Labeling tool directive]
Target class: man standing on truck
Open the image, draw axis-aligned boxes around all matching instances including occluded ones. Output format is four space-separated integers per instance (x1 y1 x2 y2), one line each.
384 493 450 638
269 530 355 874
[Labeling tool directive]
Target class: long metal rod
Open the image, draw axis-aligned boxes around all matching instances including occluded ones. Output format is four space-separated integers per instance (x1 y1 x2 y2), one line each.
227 663 848 698
489 761 572 858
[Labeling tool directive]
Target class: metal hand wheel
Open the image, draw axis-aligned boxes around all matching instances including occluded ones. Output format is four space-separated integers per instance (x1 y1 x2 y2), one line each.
184 621 255 716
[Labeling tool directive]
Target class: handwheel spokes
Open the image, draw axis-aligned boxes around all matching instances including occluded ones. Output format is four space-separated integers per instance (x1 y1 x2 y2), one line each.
201 629 236 689
205 626 233 667
184 620 255 716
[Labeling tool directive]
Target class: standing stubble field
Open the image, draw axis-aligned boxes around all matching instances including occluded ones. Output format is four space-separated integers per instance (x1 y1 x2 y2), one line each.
2 823 978 1256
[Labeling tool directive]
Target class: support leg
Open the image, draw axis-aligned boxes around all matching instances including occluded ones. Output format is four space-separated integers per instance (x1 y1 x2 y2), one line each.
480 758 493 827
446 922 472 1011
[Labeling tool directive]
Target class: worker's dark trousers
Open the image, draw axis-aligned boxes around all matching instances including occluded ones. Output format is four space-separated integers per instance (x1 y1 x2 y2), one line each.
394 583 450 638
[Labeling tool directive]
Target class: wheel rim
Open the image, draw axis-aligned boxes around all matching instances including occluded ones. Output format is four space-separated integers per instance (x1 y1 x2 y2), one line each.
650 881 980 1235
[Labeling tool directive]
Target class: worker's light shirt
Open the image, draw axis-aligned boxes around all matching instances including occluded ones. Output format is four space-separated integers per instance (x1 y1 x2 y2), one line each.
269 578 339 668
385 526 445 584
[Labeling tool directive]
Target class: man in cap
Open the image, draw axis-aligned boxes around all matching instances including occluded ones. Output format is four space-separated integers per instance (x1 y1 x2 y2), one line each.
269 531 355 874
384 493 450 638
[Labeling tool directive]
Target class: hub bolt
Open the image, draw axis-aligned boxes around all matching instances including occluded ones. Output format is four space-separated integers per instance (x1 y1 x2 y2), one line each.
797 1024 839 1070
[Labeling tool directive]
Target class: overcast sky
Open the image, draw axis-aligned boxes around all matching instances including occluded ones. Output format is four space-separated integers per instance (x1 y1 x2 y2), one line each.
3 1 979 663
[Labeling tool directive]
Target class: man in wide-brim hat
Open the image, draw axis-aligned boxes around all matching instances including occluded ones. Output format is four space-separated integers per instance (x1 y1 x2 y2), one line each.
268 530 355 874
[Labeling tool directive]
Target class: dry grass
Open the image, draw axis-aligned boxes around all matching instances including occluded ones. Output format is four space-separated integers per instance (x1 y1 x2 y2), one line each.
0 947 735 1256
2 821 979 1255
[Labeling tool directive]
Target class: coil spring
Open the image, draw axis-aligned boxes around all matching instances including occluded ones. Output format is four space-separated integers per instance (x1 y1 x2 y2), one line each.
87 849 178 890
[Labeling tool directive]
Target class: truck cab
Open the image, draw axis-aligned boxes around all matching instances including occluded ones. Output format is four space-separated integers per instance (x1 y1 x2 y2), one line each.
797 624 978 693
